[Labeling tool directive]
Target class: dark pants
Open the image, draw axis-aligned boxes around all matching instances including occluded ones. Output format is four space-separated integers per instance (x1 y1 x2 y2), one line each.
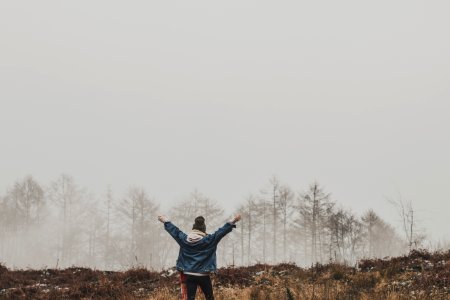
186 274 214 300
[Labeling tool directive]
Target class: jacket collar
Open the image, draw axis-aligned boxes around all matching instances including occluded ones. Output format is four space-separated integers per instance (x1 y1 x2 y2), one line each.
186 229 207 243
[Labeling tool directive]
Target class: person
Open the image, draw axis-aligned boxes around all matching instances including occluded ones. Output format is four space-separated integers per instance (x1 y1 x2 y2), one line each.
158 213 241 300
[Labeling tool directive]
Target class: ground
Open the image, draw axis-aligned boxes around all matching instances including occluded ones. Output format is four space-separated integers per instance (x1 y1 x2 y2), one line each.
1 250 449 299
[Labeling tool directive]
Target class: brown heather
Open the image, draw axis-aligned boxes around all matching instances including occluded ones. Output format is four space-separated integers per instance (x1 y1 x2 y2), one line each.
1 249 449 299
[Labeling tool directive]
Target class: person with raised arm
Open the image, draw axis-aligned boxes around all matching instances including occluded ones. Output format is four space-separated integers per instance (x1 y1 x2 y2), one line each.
158 213 241 300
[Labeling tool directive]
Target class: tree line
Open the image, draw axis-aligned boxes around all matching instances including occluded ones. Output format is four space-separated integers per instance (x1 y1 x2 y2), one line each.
0 174 415 270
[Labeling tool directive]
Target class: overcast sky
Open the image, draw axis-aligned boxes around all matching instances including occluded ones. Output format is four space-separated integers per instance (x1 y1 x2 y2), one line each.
1 1 449 240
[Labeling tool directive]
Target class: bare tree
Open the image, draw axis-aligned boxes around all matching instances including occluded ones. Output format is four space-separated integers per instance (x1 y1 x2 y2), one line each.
347 213 363 263
297 182 334 264
83 193 105 267
117 187 159 267
361 209 379 257
269 176 280 263
103 186 114 269
328 208 363 264
256 176 281 263
11 176 45 226
48 174 85 266
170 189 224 232
278 185 294 262
294 194 310 265
235 202 246 266
239 195 257 265
0 194 17 260
2 176 45 236
388 195 425 252
253 195 268 264
361 209 403 258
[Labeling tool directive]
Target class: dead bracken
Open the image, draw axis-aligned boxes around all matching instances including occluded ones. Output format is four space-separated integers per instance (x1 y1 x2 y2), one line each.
0 249 449 299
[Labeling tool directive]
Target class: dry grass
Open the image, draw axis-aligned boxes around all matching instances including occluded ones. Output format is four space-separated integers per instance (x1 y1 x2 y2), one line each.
1 249 449 299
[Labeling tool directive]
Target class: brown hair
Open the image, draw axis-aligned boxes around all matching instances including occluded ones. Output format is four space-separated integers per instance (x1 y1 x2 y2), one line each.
192 216 206 233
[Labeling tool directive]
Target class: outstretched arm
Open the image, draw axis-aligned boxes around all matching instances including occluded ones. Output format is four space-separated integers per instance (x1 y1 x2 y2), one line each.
158 215 187 246
207 214 241 245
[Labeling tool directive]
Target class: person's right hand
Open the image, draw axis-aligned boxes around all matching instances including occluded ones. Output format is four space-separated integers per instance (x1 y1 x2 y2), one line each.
230 214 241 224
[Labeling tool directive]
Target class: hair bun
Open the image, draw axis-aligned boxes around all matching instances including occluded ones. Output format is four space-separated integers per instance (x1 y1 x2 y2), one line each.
195 216 205 225
193 216 206 233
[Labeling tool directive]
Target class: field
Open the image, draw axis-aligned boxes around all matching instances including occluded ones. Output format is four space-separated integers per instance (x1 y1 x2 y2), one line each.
1 250 449 299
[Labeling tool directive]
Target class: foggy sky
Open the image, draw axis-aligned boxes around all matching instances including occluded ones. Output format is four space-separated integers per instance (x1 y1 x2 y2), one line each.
1 1 449 240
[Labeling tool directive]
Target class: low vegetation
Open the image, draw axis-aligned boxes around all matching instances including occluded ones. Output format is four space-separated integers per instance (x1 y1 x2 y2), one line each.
1 249 449 299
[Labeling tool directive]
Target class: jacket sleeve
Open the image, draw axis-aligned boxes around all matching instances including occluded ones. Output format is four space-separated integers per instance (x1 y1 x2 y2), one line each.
206 222 236 245
164 222 187 246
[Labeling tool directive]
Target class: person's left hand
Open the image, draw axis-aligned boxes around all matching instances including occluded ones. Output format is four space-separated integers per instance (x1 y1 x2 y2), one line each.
158 215 170 223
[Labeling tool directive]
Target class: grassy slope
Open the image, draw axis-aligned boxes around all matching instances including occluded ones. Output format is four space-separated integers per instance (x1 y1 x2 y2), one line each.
1 250 449 299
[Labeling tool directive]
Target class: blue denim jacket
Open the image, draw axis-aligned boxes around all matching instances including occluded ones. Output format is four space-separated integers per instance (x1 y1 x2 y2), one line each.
164 221 236 273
